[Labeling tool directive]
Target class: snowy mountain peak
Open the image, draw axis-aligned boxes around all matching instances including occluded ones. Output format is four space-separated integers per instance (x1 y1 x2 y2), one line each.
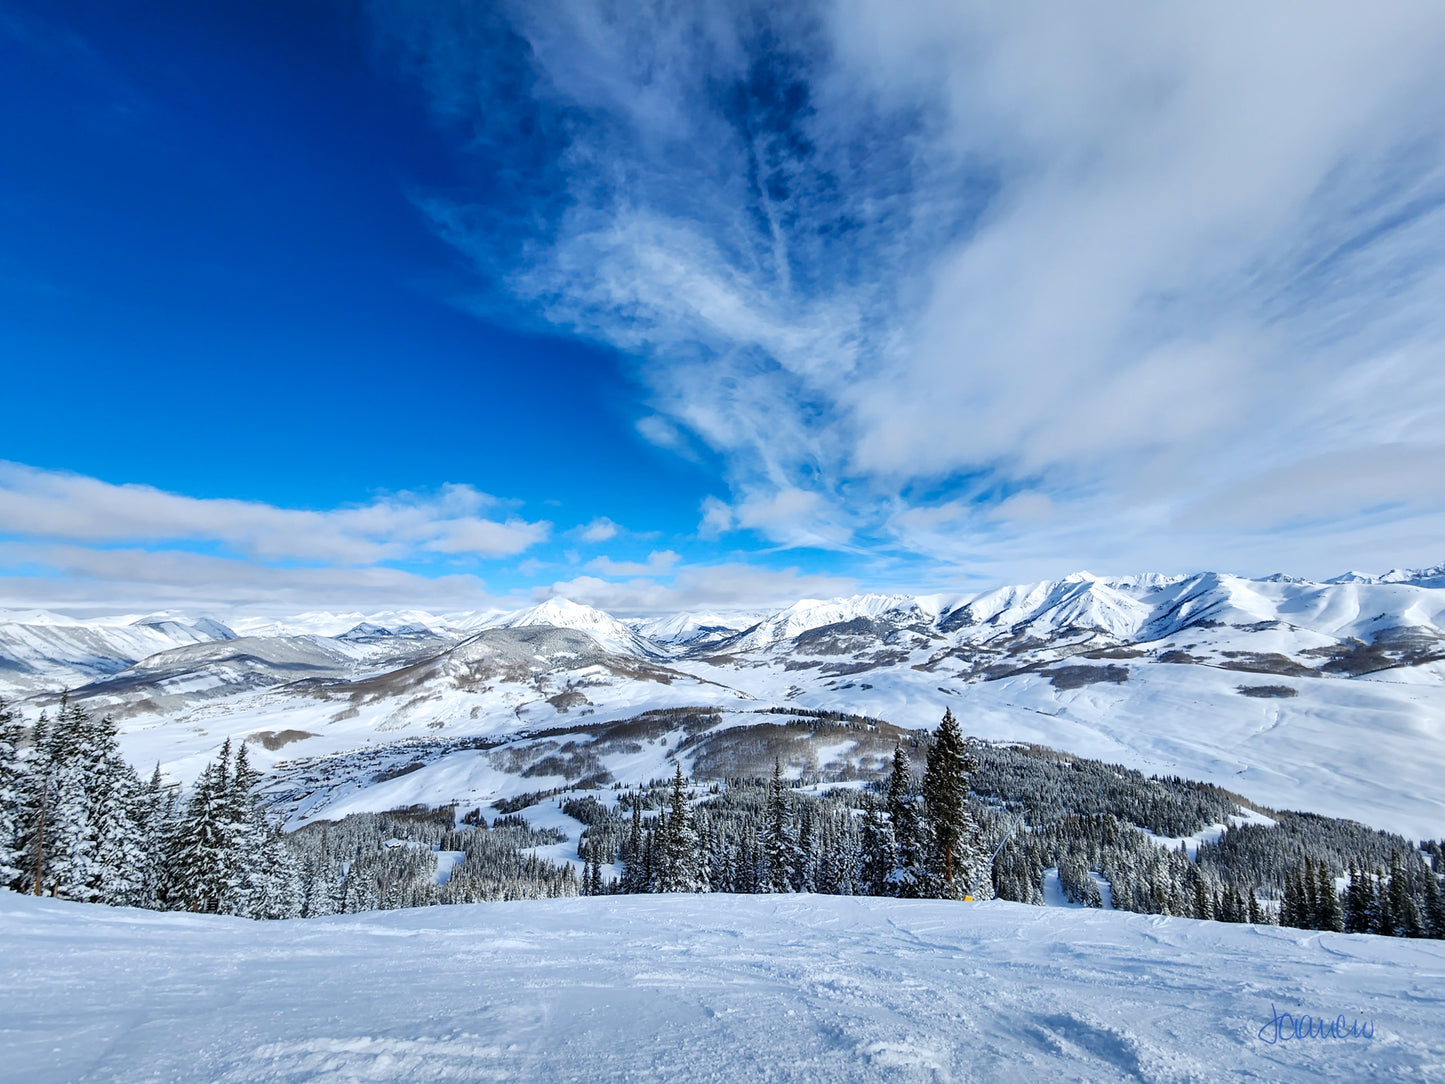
724 593 932 652
490 598 658 657
633 610 757 647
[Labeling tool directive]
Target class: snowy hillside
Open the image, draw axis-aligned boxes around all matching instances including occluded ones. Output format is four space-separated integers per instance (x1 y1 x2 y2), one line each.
3 890 1440 1082
631 609 758 649
484 597 661 658
4 564 1445 837
719 593 941 653
0 611 235 694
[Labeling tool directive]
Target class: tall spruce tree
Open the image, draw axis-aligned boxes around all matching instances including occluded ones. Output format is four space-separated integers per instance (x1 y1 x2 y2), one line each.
921 708 979 899
1316 862 1345 933
1344 864 1374 933
1301 857 1319 928
224 741 269 915
886 743 925 897
1280 868 1300 928
589 854 605 896
1423 870 1445 939
622 802 645 893
18 711 49 895
134 765 175 909
1386 850 1424 937
795 805 816 893
39 700 105 901
656 764 706 892
763 759 796 894
81 712 147 906
0 699 25 888
164 749 236 913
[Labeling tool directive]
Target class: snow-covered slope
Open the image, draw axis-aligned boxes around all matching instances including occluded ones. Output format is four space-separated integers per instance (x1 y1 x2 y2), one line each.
6 564 1445 837
228 610 463 639
721 594 941 654
0 611 235 694
3 891 1440 1082
485 598 661 658
942 573 1154 640
632 609 758 650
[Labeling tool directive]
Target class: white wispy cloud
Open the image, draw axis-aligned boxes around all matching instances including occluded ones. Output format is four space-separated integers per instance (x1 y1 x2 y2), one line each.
539 562 857 614
585 550 681 577
576 517 621 543
0 543 503 614
375 0 1445 579
0 461 550 564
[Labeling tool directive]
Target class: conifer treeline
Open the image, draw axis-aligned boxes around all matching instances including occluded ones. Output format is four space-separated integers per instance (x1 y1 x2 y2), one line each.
3 697 1443 937
574 711 1444 938
0 698 579 916
576 709 995 902
0 696 297 914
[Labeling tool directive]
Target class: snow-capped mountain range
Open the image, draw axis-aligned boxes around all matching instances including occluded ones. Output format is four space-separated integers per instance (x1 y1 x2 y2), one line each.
3 564 1445 838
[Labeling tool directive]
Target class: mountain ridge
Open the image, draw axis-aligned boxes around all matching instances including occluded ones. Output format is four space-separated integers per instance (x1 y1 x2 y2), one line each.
4 563 1444 838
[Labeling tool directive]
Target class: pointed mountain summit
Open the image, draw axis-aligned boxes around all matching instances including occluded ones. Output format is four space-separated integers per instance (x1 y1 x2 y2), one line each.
488 598 660 658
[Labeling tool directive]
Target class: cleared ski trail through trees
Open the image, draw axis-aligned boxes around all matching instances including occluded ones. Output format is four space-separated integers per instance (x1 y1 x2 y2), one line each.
2 891 1442 1082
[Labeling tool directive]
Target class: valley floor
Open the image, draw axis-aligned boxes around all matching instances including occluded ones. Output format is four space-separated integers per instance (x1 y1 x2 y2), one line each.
2 892 1442 1082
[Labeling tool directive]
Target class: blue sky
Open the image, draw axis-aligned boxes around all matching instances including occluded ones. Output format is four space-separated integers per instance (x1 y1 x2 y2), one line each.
3 1 1445 615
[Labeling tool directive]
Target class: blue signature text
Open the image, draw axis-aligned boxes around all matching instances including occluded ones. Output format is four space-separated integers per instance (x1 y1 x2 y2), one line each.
1258 1003 1374 1045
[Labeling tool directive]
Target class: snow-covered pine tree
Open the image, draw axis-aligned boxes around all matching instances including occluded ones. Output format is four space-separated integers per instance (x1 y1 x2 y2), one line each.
1316 861 1345 933
1191 873 1211 920
1423 869 1445 939
656 764 706 892
81 712 147 906
589 853 604 896
1343 863 1365 932
133 766 176 909
886 743 925 897
16 711 49 894
44 756 95 900
164 751 235 913
763 759 796 894
1280 868 1300 928
859 792 895 897
224 740 268 916
1372 862 1397 936
1302 857 1320 928
921 708 980 900
39 700 100 901
640 822 655 893
256 822 304 919
621 802 645 893
1386 850 1424 937
795 804 816 892
0 698 26 888
738 823 761 893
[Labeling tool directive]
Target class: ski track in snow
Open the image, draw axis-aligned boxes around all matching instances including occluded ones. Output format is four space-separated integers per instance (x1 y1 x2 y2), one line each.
3 892 1443 1083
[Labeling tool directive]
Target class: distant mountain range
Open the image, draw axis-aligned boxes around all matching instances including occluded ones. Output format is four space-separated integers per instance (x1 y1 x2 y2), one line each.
3 564 1444 838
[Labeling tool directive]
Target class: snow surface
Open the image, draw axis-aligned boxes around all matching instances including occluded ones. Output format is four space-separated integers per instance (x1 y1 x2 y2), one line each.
3 891 1442 1082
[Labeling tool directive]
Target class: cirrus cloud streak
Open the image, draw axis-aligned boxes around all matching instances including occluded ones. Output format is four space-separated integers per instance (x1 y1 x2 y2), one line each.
375 0 1445 580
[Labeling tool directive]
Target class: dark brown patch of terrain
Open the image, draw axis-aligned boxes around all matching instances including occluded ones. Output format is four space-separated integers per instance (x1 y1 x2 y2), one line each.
1046 664 1129 690
1237 684 1298 699
1217 652 1319 678
1305 627 1445 677
246 729 317 751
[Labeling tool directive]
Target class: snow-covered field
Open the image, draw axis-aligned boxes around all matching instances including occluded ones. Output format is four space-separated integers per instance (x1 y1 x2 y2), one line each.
3 891 1441 1082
